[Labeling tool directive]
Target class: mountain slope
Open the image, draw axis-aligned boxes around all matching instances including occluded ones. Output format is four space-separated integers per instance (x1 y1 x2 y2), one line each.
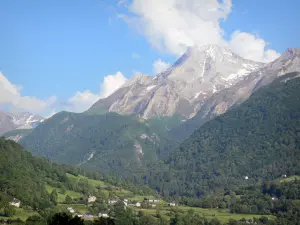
0 138 67 209
162 72 300 196
170 48 300 140
20 112 176 177
89 45 263 119
2 129 33 142
0 111 44 135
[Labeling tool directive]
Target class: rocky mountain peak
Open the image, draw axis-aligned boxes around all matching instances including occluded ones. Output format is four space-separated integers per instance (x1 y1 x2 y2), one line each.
89 45 265 119
122 73 153 88
284 48 300 58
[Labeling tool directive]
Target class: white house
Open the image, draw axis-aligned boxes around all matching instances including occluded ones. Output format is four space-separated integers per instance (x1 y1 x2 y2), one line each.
136 202 141 207
9 198 21 208
108 198 119 205
76 213 83 218
148 199 160 203
151 204 157 208
67 207 75 213
98 212 109 218
168 202 176 207
88 196 97 203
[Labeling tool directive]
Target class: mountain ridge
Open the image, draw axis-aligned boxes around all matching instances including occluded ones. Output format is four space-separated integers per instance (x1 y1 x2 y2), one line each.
170 47 300 140
89 44 263 119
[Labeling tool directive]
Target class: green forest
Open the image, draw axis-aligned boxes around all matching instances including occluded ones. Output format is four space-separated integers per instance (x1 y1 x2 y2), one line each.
148 73 300 196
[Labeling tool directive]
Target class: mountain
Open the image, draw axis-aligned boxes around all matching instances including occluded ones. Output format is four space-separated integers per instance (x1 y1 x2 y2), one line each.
20 112 176 178
0 111 44 135
156 72 300 196
170 48 300 140
89 44 263 119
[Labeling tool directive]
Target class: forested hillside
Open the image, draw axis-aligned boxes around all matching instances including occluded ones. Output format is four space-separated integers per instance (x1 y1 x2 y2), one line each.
0 138 70 209
20 112 177 178
148 73 300 197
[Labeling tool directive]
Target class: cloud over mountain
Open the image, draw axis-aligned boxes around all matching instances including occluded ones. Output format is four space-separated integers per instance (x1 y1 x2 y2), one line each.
0 72 56 115
67 71 127 113
120 0 280 63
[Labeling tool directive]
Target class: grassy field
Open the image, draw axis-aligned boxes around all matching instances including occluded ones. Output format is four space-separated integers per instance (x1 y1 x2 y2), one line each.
66 173 107 188
66 173 155 201
45 184 83 203
140 206 275 223
279 175 300 183
0 207 38 221
56 204 89 214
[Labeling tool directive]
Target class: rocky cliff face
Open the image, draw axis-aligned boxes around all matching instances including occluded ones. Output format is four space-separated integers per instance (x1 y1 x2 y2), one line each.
170 48 300 139
198 48 300 120
89 44 263 119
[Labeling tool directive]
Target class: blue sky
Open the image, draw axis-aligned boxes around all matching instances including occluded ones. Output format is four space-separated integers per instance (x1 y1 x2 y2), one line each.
0 0 299 116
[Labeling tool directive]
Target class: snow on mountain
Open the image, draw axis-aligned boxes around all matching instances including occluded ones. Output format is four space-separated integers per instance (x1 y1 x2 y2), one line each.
12 112 44 129
0 111 44 135
179 47 300 136
89 44 264 119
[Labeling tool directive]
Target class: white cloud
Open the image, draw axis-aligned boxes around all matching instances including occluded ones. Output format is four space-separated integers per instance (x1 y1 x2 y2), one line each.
0 72 56 115
152 59 171 74
67 72 127 113
68 90 100 113
101 72 128 98
120 0 280 63
228 31 281 63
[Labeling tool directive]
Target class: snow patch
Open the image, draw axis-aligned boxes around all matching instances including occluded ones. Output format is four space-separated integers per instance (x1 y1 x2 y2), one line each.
222 69 250 81
199 58 207 78
194 91 207 99
78 151 96 166
243 63 259 70
146 85 156 91
87 152 95 161
212 85 217 93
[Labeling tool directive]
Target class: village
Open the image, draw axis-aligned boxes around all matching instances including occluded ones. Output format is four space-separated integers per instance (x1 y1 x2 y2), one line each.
63 196 177 220
8 194 177 220
4 173 292 222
